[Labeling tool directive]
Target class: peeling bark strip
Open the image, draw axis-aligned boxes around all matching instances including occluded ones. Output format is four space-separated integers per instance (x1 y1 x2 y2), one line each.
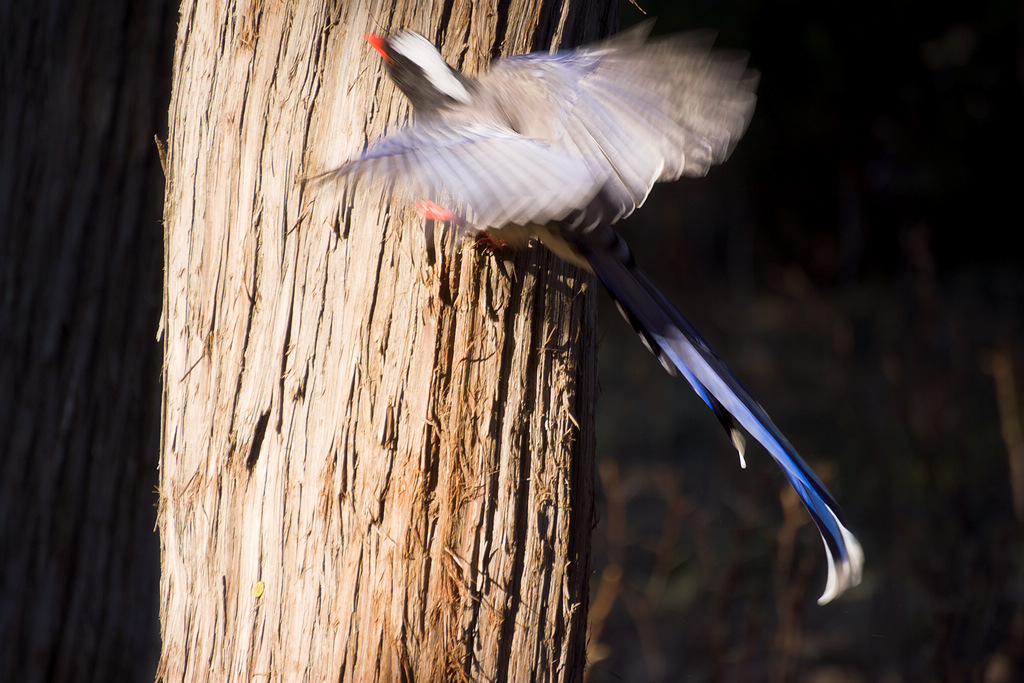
158 2 615 680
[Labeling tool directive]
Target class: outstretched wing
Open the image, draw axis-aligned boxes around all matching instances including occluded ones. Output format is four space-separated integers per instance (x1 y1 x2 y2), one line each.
486 27 758 221
310 122 604 229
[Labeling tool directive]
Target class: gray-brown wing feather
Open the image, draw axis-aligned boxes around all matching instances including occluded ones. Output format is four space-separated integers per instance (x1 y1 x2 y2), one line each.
486 32 758 221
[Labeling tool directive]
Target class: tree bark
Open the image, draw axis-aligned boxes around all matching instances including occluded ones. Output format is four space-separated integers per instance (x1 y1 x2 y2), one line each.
158 1 615 680
0 1 172 681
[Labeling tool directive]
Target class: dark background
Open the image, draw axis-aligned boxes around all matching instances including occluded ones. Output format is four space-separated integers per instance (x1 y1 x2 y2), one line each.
588 1 1024 681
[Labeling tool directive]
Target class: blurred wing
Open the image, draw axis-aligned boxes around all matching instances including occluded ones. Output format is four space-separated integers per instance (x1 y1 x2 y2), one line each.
490 30 758 221
312 122 603 229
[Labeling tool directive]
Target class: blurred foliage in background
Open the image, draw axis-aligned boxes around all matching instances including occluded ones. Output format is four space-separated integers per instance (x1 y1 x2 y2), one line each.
586 1 1024 680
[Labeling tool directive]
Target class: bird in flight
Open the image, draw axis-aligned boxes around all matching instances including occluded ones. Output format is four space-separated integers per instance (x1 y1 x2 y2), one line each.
312 24 863 604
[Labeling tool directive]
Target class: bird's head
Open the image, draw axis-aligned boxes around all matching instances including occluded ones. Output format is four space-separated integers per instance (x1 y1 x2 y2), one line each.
366 32 474 115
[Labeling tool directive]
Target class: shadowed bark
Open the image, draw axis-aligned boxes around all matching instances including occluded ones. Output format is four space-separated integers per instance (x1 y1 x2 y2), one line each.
0 1 173 681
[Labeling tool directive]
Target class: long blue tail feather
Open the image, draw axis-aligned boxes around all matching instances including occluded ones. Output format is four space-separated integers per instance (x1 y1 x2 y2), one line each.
578 225 863 604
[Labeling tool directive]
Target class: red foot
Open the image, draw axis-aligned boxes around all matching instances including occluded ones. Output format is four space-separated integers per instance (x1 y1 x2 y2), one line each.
475 233 507 248
415 200 457 222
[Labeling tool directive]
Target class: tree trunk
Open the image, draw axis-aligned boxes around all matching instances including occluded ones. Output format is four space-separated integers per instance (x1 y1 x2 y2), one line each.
0 1 172 681
157 1 615 680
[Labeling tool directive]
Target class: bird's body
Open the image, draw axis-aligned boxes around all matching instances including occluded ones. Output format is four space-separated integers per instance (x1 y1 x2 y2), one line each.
315 25 863 604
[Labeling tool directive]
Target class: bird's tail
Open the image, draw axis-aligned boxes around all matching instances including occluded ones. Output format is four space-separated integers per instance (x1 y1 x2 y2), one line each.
574 224 863 604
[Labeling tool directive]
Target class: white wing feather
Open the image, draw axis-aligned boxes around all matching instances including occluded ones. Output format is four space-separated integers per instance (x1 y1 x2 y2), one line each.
314 122 604 229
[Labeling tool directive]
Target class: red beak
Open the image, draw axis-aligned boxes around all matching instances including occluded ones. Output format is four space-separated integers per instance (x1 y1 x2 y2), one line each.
365 33 392 64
